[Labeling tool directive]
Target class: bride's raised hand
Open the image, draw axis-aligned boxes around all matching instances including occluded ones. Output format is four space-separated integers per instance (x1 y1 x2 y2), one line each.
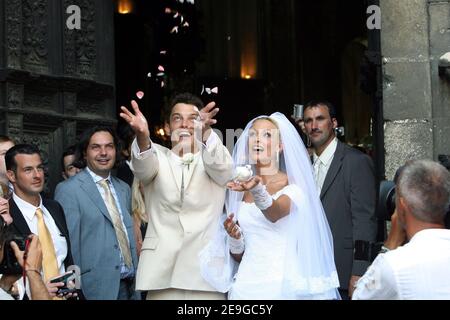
226 176 261 192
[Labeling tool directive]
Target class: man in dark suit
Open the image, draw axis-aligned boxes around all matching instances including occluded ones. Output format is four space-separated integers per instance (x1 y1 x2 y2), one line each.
55 126 139 300
303 101 377 299
5 144 77 299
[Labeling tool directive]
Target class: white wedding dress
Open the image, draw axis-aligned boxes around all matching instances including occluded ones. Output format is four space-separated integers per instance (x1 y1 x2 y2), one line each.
228 185 295 300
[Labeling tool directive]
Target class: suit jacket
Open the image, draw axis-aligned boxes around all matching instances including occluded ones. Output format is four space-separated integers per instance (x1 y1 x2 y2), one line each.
319 140 377 290
131 132 233 291
54 170 138 300
9 197 75 269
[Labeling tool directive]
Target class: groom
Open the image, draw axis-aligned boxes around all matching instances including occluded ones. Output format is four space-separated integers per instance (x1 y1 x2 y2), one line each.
120 93 233 300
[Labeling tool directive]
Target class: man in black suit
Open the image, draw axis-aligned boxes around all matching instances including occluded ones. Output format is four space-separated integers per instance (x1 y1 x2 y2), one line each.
303 101 377 299
5 144 77 299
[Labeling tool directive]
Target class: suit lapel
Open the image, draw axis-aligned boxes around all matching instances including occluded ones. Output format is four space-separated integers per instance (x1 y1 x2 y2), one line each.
42 199 65 238
79 170 113 224
166 149 182 192
9 199 32 235
110 177 129 224
320 141 345 200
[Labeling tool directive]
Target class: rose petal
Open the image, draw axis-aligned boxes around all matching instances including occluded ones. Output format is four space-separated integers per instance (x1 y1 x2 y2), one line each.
136 91 144 99
158 65 165 72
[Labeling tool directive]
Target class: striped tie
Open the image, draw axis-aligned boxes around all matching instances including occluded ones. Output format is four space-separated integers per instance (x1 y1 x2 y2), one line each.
98 179 132 268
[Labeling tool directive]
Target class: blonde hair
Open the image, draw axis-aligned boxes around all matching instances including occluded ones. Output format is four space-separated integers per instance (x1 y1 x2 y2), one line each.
131 178 148 224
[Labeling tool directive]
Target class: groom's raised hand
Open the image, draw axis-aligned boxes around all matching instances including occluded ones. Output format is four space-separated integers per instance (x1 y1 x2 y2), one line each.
120 100 151 152
194 101 219 143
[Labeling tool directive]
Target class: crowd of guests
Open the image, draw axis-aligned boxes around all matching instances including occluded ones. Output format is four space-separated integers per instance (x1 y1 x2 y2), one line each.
0 94 449 300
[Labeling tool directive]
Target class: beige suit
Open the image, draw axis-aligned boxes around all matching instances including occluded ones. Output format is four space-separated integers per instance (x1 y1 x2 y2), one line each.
131 132 233 294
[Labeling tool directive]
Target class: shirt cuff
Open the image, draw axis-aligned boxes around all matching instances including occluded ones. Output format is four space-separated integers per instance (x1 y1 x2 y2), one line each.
131 137 154 159
204 130 219 151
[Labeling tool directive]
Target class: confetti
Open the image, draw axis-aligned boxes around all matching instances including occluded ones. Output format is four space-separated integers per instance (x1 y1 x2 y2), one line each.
160 50 167 55
161 81 165 88
201 86 219 95
165 7 172 14
182 21 190 28
147 72 152 78
157 72 165 77
170 26 179 34
136 91 144 99
158 65 165 72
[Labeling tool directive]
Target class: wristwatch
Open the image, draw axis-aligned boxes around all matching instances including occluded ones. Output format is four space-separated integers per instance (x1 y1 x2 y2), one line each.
379 245 390 254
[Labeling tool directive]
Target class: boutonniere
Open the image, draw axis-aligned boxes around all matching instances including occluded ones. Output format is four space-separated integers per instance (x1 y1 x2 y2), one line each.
181 153 194 170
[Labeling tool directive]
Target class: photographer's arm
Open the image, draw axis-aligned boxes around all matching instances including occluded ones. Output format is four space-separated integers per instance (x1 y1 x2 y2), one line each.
383 210 406 250
11 235 50 300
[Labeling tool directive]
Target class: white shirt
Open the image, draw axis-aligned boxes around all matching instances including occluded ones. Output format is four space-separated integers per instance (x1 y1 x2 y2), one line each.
312 138 338 194
0 287 14 300
85 167 134 278
353 229 450 300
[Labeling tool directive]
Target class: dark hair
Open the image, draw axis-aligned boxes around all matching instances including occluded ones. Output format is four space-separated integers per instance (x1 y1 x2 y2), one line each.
73 126 120 169
5 144 42 172
61 145 77 169
0 135 15 144
163 92 204 122
304 100 337 119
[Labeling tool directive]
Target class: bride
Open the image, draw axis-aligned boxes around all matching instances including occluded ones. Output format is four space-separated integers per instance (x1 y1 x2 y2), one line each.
199 112 340 299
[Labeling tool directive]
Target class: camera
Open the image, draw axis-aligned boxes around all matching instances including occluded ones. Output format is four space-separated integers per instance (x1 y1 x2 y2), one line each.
50 270 77 295
334 126 345 137
0 233 28 275
292 104 304 120
378 180 396 221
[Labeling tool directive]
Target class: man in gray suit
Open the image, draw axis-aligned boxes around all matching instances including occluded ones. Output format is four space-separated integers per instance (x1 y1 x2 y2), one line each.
55 126 138 300
303 101 377 299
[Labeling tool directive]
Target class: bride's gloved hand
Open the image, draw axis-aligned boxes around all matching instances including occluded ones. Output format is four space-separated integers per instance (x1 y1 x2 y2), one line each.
224 213 245 254
226 176 261 192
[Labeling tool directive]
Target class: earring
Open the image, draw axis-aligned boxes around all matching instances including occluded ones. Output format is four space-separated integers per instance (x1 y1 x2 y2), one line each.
276 151 280 163
307 135 312 148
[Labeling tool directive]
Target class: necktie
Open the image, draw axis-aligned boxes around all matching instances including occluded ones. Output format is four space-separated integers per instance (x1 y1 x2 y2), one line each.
314 159 323 194
98 179 132 268
35 208 59 282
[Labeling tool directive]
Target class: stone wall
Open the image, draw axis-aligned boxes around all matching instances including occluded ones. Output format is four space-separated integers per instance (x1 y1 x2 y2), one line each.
381 0 450 178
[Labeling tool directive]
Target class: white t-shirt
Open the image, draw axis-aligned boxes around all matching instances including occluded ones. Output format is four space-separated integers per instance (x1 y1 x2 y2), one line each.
353 229 450 300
